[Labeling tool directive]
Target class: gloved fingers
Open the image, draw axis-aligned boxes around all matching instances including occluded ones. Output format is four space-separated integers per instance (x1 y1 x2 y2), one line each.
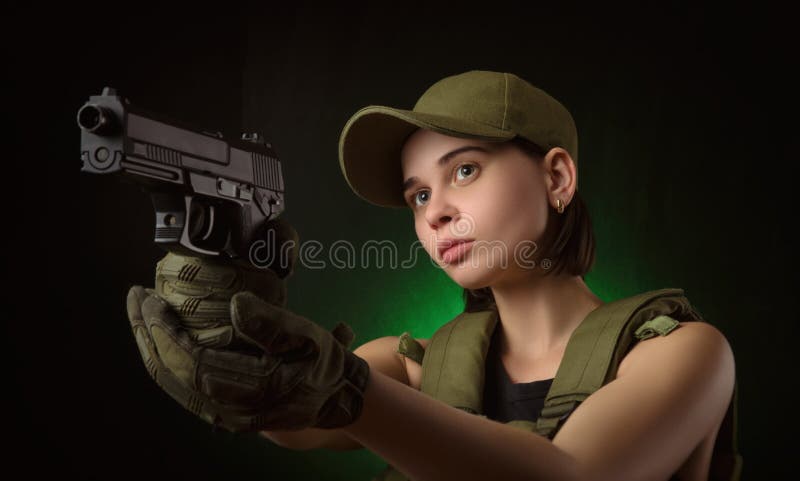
156 252 245 298
141 294 193 345
126 285 161 380
156 251 288 325
140 344 269 433
186 326 235 349
128 287 286 431
246 217 300 280
141 294 201 388
157 290 231 331
197 345 281 378
126 285 148 326
126 286 211 414
235 264 287 308
195 349 292 407
151 354 293 433
149 358 221 428
230 291 321 358
264 217 299 280
330 322 356 350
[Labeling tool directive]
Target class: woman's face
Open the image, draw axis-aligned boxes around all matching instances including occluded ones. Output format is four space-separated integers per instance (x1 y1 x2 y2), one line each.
400 129 551 289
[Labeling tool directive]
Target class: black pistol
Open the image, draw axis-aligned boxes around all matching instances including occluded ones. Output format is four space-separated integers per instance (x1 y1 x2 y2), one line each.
78 87 286 272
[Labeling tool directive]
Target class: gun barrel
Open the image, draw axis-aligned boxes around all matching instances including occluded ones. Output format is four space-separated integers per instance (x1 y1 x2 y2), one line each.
77 103 118 135
79 86 287 261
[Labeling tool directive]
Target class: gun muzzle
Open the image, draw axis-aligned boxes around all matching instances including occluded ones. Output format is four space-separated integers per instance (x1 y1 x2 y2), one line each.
77 103 118 136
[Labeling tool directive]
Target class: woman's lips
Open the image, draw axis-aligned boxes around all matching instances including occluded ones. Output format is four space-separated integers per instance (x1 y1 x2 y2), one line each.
439 240 475 264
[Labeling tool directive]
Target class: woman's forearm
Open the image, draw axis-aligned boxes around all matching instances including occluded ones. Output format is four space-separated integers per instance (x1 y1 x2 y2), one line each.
260 427 362 451
342 369 582 481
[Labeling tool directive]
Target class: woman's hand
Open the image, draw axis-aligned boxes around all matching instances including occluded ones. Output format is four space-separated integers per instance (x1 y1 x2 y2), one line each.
124 218 370 432
126 285 369 432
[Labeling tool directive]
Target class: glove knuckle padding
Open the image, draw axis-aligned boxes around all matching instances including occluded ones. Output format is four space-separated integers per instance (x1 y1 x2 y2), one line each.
155 251 287 350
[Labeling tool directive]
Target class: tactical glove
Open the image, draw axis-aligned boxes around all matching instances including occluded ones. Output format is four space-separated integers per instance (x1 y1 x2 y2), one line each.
125 220 370 431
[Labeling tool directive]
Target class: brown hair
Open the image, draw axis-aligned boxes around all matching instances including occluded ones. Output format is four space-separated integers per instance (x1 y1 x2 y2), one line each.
463 136 597 312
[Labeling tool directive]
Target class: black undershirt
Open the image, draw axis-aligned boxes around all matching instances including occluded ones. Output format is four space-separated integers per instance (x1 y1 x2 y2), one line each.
481 326 681 481
483 327 554 423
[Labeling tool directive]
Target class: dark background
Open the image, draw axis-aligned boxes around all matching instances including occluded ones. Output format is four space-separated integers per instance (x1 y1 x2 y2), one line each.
7 3 795 479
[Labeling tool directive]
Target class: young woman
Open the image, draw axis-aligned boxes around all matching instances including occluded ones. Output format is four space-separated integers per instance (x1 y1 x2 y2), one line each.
127 70 740 481
261 70 739 480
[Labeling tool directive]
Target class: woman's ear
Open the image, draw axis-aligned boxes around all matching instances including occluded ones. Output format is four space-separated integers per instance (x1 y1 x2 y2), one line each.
542 147 577 208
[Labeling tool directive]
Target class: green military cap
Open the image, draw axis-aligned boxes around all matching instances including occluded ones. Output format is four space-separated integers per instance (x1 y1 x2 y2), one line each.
338 70 578 208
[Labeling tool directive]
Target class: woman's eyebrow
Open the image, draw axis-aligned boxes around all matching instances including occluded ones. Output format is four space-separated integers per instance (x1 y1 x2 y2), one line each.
402 145 489 193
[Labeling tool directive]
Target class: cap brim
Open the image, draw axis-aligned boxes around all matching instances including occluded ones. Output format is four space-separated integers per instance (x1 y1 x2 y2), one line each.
338 106 515 208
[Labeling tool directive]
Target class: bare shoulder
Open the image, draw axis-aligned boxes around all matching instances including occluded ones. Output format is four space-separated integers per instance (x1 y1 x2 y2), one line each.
618 321 735 379
617 320 736 416
553 321 736 481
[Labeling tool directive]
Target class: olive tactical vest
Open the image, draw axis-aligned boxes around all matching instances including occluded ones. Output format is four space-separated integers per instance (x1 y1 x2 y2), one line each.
371 288 742 481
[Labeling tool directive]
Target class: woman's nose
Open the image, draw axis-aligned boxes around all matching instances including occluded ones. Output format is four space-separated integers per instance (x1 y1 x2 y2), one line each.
424 192 457 230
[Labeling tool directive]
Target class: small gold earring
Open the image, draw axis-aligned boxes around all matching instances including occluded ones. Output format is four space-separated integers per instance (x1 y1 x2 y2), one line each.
556 199 565 214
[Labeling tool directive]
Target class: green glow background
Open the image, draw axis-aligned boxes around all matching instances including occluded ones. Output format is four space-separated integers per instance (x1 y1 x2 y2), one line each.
8 3 794 480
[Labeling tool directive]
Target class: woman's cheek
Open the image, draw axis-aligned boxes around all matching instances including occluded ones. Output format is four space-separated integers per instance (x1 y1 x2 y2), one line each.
415 220 436 258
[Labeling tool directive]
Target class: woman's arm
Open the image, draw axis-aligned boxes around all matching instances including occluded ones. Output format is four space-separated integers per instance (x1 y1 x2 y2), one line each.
342 322 735 481
343 368 582 481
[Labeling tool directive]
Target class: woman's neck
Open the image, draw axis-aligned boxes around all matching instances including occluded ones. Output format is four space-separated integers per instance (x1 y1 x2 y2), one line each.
490 273 603 361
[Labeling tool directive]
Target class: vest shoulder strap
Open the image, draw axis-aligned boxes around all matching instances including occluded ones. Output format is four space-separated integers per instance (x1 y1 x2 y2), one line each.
536 287 704 438
418 309 498 413
396 331 426 365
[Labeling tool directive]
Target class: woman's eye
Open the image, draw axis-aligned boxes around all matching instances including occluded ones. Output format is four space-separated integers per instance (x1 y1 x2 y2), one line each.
456 164 477 181
413 190 430 207
408 164 478 208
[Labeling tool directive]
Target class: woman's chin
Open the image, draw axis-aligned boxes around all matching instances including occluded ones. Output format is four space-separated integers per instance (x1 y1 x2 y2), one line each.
444 263 496 290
